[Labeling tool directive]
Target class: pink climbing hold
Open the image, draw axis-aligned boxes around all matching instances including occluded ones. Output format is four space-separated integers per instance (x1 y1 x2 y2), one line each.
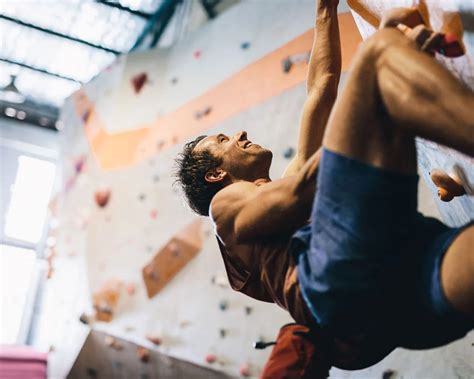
193 50 202 59
150 209 158 219
239 363 251 377
126 283 136 296
206 354 217 364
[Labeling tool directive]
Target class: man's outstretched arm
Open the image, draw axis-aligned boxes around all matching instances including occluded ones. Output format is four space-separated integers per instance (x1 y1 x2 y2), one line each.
284 0 341 177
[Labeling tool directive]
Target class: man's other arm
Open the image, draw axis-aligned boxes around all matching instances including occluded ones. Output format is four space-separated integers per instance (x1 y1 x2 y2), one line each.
212 150 322 244
284 0 341 177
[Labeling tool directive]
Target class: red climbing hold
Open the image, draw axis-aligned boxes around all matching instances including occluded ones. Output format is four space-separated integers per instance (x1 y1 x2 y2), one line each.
131 72 148 94
95 189 111 208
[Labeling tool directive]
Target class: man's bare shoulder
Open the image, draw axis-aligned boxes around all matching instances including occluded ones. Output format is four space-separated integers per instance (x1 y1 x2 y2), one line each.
210 181 259 236
210 182 257 217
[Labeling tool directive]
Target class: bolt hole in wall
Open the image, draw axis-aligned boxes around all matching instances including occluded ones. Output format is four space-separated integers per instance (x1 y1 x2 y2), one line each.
0 118 59 345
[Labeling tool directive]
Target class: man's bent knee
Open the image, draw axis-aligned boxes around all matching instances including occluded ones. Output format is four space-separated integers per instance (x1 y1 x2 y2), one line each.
361 28 414 63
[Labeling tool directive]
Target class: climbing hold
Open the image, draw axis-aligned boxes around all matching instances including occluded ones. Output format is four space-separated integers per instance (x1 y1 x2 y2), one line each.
126 283 136 296
206 354 217 364
430 168 466 202
282 58 292 73
153 175 160 183
95 189 111 208
146 334 162 345
194 106 212 120
219 300 229 311
283 147 295 159
74 156 86 174
150 209 158 219
79 312 92 325
382 369 396 379
239 363 251 377
138 193 146 201
282 51 310 73
131 72 148 94
240 41 251 49
193 50 202 59
137 346 150 363
244 306 252 315
82 109 91 123
171 77 178 84
219 329 227 338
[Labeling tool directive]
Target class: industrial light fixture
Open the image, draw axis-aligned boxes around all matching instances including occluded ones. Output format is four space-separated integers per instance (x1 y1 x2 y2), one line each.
0 75 25 104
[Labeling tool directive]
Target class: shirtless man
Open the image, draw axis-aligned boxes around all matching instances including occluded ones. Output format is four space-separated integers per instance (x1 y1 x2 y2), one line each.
175 0 473 370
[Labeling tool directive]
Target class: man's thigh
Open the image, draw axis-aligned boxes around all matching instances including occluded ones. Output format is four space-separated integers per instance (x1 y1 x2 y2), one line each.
322 29 417 175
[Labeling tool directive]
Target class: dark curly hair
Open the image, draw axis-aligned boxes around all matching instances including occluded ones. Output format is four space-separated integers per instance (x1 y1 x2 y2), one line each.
174 135 224 216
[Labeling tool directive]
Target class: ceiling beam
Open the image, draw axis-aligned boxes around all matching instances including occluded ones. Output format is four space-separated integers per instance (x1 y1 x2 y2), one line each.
95 0 153 19
0 14 122 55
0 57 83 83
131 0 181 51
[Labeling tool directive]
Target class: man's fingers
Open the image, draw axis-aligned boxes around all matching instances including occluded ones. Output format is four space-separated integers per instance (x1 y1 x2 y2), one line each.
406 25 432 47
421 32 444 53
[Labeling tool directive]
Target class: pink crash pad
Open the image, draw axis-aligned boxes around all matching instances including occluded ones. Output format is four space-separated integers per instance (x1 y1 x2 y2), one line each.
0 345 47 379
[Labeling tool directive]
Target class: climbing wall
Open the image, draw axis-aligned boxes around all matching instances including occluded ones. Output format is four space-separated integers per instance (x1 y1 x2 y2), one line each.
348 0 474 227
36 1 473 378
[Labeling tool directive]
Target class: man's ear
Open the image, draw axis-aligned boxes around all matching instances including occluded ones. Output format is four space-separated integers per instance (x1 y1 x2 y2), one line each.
205 168 227 183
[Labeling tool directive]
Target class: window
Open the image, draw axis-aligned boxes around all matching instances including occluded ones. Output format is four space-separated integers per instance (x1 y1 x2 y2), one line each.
4 155 56 244
0 244 37 344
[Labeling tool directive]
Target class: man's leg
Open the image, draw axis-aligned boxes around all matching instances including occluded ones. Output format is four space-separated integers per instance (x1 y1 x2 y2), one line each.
322 27 474 319
323 27 474 176
441 225 474 316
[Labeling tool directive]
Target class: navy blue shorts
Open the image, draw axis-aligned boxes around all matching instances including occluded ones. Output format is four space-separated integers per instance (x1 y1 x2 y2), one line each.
292 148 473 349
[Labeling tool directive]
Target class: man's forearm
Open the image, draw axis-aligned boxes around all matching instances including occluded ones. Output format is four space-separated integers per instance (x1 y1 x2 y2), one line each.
307 0 341 94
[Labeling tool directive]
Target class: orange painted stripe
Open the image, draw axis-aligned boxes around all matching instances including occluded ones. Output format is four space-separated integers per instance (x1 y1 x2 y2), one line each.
76 13 362 170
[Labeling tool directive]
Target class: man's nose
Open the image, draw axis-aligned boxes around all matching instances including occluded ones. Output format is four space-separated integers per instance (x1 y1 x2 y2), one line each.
236 131 247 140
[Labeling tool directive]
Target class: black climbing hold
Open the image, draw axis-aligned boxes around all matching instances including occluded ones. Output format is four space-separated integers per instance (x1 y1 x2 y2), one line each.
245 306 252 315
219 300 228 311
283 147 295 159
382 369 396 379
241 41 251 50
219 328 227 338
139 193 146 201
282 58 292 73
171 77 178 85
